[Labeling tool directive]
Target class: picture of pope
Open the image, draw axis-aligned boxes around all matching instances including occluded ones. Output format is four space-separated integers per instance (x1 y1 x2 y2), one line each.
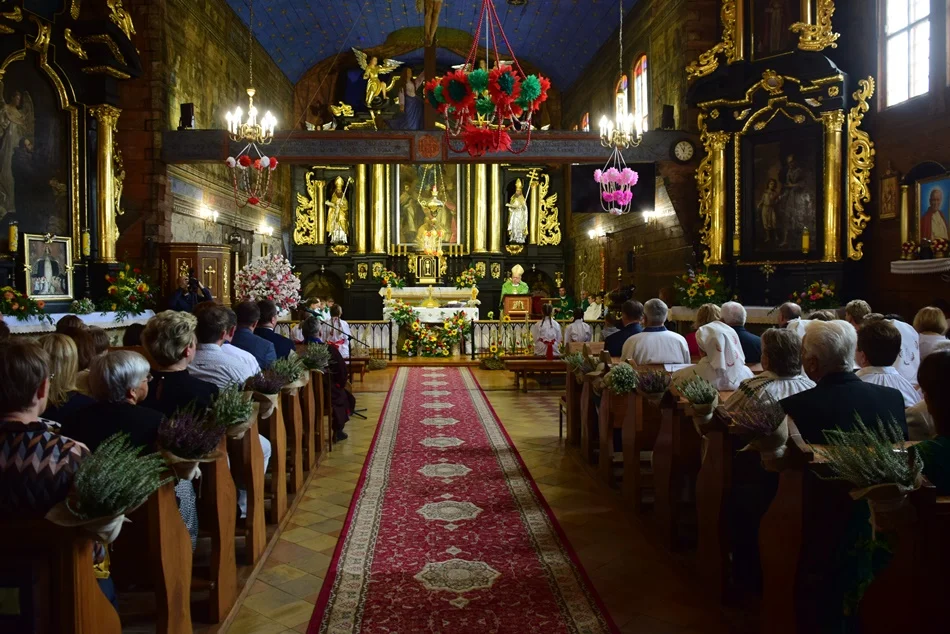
921 182 950 241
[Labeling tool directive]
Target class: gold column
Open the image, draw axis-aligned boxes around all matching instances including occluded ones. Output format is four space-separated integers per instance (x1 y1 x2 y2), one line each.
473 164 488 253
355 164 367 254
707 132 730 265
528 179 540 245
90 104 121 263
733 0 745 62
371 164 386 254
821 110 845 262
899 184 910 244
800 0 813 25
314 179 326 244
489 164 502 253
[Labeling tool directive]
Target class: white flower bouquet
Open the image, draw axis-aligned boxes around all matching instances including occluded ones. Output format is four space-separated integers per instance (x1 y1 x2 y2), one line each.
234 254 301 312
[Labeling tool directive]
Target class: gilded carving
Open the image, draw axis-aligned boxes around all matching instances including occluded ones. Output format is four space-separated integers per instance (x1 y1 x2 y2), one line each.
294 172 322 245
223 257 229 300
372 261 383 278
475 261 486 278
357 263 368 280
847 77 876 261
0 6 22 34
686 0 737 80
81 66 131 80
27 16 51 55
490 262 501 279
695 115 730 265
791 0 839 52
107 1 136 42
64 29 89 60
79 34 127 66
536 173 561 246
113 131 125 217
71 1 81 20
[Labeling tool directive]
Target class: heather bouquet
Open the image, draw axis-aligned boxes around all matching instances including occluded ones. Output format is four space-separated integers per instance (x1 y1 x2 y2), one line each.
603 363 638 395
273 355 309 391
674 266 729 309
234 254 301 312
47 432 171 543
789 279 837 312
99 263 155 321
677 373 720 414
158 406 227 480
0 285 52 323
245 369 287 418
821 415 922 532
213 384 257 439
301 342 331 371
636 369 671 404
729 391 788 459
454 266 483 289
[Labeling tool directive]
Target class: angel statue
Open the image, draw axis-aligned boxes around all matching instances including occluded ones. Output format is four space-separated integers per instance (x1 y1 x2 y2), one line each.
506 178 529 244
0 82 34 218
352 48 403 108
326 176 352 245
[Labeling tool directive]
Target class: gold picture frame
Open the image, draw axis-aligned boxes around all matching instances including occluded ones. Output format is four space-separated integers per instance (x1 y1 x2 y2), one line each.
24 233 73 301
878 168 899 220
915 173 950 243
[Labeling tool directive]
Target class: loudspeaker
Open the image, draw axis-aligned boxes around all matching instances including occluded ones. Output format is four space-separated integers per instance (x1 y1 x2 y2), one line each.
178 103 195 130
661 104 675 130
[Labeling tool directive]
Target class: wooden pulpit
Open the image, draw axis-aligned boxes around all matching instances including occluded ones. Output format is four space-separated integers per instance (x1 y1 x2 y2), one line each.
158 243 232 305
502 294 531 318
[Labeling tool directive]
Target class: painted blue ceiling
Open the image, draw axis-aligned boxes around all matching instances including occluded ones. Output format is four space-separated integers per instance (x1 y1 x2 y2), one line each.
225 0 639 89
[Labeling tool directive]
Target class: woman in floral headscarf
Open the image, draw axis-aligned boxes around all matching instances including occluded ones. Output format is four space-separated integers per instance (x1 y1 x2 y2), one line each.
673 320 753 390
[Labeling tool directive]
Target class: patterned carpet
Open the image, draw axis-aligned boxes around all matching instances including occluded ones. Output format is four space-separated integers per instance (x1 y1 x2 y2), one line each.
307 367 617 634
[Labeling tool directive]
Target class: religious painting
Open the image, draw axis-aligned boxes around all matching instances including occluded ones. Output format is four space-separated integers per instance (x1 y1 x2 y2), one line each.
879 169 900 220
745 129 821 257
24 234 72 300
751 0 800 60
0 60 71 251
917 174 950 242
395 164 460 247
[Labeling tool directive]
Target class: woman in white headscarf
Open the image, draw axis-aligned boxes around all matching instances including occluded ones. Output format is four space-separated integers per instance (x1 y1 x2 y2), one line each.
673 320 753 390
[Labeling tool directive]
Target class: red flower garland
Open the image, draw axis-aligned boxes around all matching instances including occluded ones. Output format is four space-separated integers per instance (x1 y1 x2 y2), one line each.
487 64 522 109
440 70 475 113
461 123 512 157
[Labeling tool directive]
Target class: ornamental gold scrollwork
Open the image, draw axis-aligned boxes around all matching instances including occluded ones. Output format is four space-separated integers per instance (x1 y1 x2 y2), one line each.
490 262 501 279
64 29 88 60
27 16 51 54
536 173 561 246
695 115 730 265
294 172 321 245
847 77 876 261
107 1 136 42
71 1 81 19
0 6 22 35
686 0 737 81
357 263 368 279
372 262 383 278
113 130 125 217
791 0 839 52
475 262 486 278
79 34 127 66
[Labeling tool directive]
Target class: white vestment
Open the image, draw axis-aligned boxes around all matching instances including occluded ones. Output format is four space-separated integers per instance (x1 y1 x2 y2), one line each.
889 319 920 384
322 318 352 358
724 371 817 411
564 320 592 344
918 332 949 362
584 302 604 322
856 366 922 409
531 318 562 358
672 321 752 390
621 328 690 366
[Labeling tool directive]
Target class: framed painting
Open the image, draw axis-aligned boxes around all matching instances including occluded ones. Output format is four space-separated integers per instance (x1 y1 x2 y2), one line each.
917 174 950 242
24 234 73 300
750 0 802 61
879 169 900 220
744 127 822 259
395 164 461 247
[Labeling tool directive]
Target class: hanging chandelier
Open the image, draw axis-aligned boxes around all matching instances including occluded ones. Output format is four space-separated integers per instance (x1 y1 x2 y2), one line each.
596 0 641 216
424 0 550 157
224 0 278 208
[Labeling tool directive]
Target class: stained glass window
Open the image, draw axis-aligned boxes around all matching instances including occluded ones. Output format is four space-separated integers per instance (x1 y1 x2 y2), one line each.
884 0 930 107
615 75 629 120
633 56 649 133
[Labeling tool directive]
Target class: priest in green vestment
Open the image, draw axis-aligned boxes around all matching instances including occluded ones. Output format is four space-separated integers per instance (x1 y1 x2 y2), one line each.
500 264 530 311
578 290 591 312
554 286 575 318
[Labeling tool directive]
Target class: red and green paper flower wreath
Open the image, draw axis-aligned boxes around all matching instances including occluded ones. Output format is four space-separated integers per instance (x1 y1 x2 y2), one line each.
488 64 522 109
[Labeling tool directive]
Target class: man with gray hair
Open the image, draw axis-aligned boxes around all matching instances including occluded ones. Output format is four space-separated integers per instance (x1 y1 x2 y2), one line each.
621 298 690 365
721 301 761 364
781 320 907 443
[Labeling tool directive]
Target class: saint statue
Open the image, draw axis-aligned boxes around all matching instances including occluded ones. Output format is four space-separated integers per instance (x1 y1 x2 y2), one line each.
352 48 403 108
506 178 529 244
326 176 349 245
500 264 530 310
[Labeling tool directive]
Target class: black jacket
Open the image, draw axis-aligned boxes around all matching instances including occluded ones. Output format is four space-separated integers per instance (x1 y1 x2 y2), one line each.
780 372 908 444
170 287 212 313
62 402 163 452
732 325 762 364
605 322 643 358
255 327 296 360
140 369 219 417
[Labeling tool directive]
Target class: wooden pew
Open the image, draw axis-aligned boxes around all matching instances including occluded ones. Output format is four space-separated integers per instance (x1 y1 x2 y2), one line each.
564 342 603 448
579 373 600 464
651 392 703 549
196 437 237 623
621 364 668 513
597 390 628 487
110 479 193 634
280 384 305 494
0 520 122 634
312 370 330 456
226 419 266 564
347 356 369 383
504 358 567 392
299 370 321 470
257 398 288 524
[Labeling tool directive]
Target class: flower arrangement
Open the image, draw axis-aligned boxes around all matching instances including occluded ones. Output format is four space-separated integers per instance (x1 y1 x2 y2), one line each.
158 406 226 462
674 266 729 309
677 374 719 406
454 266 483 289
271 356 307 385
932 238 948 258
376 268 405 288
901 241 919 260
245 369 287 395
729 391 785 437
603 363 638 395
212 385 255 430
388 300 419 327
69 298 96 315
789 279 836 312
99 263 154 321
300 342 331 371
403 325 451 357
480 340 505 370
636 369 671 399
594 166 639 213
442 312 472 342
234 254 301 312
0 285 51 323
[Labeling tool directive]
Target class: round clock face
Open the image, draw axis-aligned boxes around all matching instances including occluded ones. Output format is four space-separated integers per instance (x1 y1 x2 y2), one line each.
673 140 695 162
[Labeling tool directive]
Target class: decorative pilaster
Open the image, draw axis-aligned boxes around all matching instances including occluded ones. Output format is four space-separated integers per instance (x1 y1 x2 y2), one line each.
697 130 730 265
371 164 386 254
528 179 540 245
489 164 502 253
821 110 845 262
473 164 488 253
89 104 121 263
314 179 326 244
355 164 367 254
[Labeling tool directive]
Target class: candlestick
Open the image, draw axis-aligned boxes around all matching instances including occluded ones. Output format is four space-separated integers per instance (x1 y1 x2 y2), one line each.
801 227 810 254
7 221 17 254
82 229 91 258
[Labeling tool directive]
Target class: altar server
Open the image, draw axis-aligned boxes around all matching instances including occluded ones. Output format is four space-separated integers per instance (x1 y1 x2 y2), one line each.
531 303 561 360
322 304 352 359
855 318 922 408
621 299 690 365
673 320 753 391
584 293 604 322
564 308 592 344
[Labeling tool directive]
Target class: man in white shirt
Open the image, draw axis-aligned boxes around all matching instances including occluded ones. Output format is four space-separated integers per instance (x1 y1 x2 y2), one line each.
621 298 689 365
855 318 921 408
564 308 592 343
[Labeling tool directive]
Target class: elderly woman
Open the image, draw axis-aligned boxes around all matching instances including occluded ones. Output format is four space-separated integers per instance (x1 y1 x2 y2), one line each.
673 320 753 391
685 303 720 358
37 334 95 423
140 311 218 417
913 306 949 361
725 328 816 411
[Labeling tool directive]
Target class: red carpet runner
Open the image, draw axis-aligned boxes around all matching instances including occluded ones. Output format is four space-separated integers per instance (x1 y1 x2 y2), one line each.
308 367 617 634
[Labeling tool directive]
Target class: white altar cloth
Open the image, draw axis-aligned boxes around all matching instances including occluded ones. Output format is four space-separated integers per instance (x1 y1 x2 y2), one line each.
670 305 778 325
379 286 479 305
7 310 157 335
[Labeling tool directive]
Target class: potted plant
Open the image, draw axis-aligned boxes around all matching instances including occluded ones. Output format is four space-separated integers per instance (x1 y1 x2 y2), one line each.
821 415 922 532
213 384 257 439
158 406 227 480
728 391 788 459
636 369 671 405
676 373 719 430
900 241 918 261
245 369 287 418
300 342 331 372
46 432 171 543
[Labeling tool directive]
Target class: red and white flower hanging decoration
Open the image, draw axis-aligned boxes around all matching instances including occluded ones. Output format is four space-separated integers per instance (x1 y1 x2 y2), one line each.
225 144 278 209
595 158 639 216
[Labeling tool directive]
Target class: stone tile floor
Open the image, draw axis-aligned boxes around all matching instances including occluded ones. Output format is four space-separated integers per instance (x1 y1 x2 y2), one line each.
225 368 739 634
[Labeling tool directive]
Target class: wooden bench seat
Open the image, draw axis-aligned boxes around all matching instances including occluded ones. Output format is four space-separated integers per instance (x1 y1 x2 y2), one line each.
504 358 567 392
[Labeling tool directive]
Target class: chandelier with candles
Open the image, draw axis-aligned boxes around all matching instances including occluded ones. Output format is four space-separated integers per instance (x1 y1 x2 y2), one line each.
224 0 278 208
424 0 550 157
596 0 641 215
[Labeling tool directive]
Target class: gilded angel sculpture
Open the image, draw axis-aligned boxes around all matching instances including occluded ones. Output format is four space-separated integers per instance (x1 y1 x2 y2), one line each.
352 48 403 108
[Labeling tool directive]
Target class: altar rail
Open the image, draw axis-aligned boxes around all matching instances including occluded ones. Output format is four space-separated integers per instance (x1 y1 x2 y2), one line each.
468 320 605 359
275 320 393 360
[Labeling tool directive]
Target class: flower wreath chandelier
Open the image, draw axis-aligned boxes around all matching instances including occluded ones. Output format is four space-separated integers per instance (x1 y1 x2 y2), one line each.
224 0 278 208
424 0 550 157
596 0 641 216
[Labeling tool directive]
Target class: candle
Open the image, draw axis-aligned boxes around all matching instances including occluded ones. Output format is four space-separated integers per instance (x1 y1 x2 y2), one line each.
82 229 91 257
801 227 810 254
8 221 17 254
732 234 740 256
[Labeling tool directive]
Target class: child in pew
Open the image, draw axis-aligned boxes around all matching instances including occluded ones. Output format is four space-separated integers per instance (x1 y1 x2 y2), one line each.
564 307 593 344
600 313 620 340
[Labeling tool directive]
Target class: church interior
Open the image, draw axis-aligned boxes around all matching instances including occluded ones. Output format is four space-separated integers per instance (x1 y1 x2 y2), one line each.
1 1 949 633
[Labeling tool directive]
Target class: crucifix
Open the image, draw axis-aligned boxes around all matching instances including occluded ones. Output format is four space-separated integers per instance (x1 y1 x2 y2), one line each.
204 263 216 290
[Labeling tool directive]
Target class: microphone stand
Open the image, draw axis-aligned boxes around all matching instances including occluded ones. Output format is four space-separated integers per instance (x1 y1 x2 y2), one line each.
304 310 368 420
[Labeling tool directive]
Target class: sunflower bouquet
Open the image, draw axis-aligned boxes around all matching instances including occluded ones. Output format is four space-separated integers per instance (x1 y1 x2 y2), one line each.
388 300 418 326
377 268 405 288
0 285 52 323
99 263 155 321
454 266 483 289
442 312 472 344
789 279 837 312
674 266 729 308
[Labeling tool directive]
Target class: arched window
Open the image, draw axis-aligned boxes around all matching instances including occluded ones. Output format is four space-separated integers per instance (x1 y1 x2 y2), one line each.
632 55 649 134
581 112 590 132
615 75 629 120
883 0 930 107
